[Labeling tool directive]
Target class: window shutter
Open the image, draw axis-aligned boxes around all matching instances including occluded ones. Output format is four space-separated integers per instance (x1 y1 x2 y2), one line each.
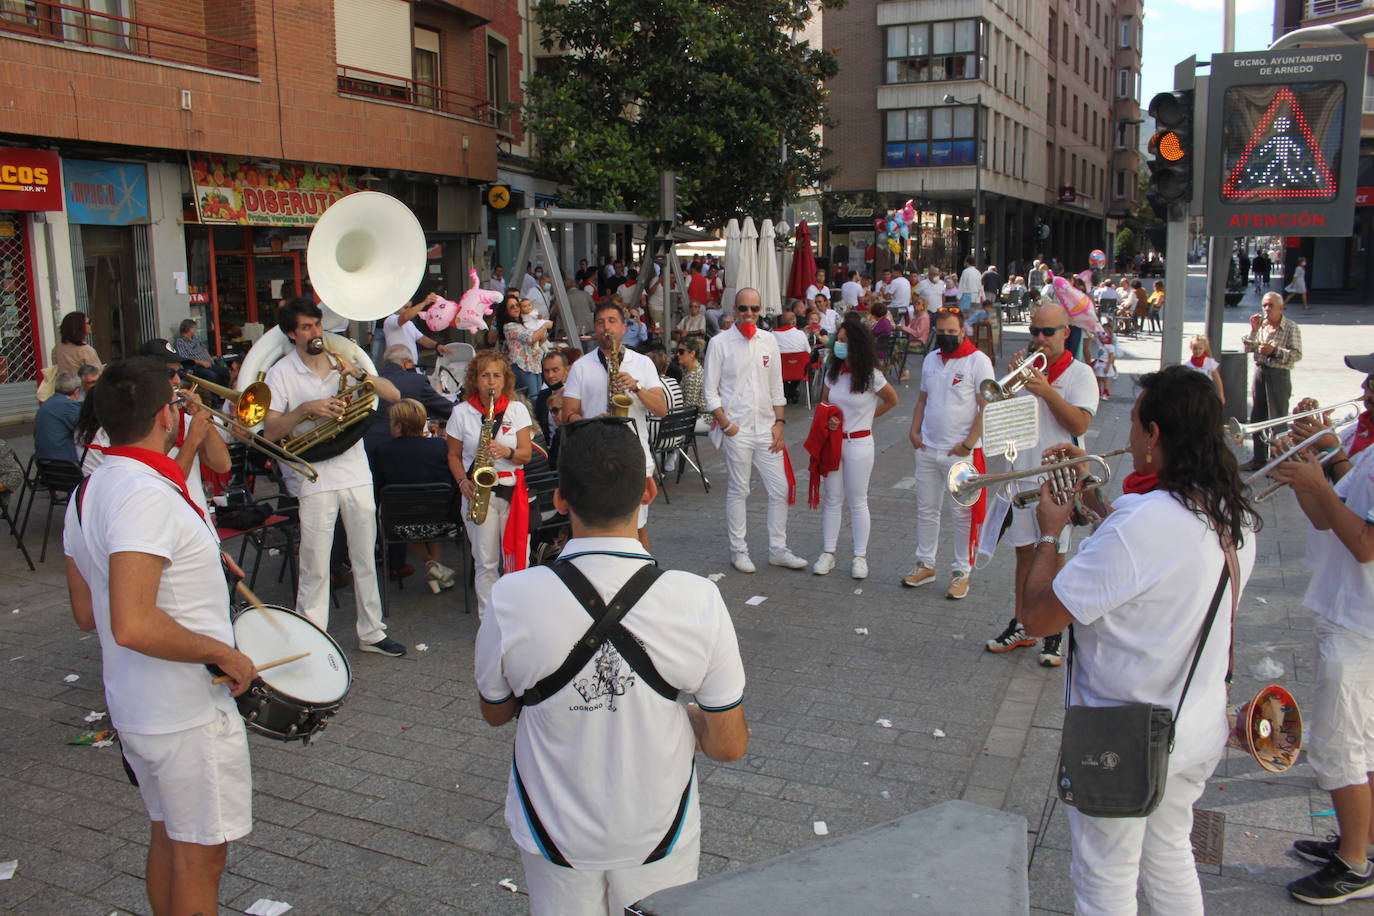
334 0 411 78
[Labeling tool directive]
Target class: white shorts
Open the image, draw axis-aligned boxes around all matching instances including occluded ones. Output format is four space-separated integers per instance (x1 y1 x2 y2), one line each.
1005 504 1071 552
120 707 253 846
1308 616 1374 791
521 829 699 916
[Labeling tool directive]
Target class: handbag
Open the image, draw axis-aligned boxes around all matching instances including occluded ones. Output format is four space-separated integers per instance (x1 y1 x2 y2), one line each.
1056 546 1237 818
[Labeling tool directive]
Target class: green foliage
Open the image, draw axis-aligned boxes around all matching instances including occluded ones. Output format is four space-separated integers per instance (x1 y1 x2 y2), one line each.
523 0 841 229
1116 226 1138 258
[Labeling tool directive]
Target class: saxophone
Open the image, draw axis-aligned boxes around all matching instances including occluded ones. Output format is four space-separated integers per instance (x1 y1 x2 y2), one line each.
606 342 635 417
466 388 500 524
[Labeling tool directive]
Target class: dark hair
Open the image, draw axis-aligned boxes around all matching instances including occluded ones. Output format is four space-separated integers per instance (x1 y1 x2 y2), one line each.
542 349 570 368
276 296 322 336
503 298 522 324
92 358 174 446
178 318 197 335
74 393 100 447
826 315 878 393
463 349 515 400
59 312 89 346
557 420 645 525
594 301 626 321
870 302 888 320
1136 365 1261 547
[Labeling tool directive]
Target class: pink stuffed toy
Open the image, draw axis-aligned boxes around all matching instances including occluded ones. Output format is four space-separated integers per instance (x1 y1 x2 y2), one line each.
421 269 501 333
1044 271 1104 338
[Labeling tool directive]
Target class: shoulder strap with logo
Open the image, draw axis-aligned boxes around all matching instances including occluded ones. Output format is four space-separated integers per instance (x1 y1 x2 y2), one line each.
519 562 677 707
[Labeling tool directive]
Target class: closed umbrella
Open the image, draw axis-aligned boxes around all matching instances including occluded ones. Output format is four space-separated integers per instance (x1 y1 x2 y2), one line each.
786 220 819 301
735 217 759 304
721 218 741 313
757 218 782 317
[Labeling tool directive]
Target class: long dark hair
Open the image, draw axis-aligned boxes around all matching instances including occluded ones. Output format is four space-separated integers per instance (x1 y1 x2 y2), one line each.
825 315 878 394
1137 365 1261 546
59 312 89 346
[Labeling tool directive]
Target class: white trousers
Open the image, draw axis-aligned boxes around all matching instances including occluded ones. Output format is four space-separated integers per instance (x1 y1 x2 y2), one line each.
914 447 973 574
521 830 699 916
1067 755 1218 916
821 436 874 556
297 484 386 645
722 431 790 555
463 493 513 620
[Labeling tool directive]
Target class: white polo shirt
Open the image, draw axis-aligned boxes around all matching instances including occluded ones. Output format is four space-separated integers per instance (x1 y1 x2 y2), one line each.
264 350 374 497
818 308 840 335
1054 491 1256 768
563 347 664 474
874 279 891 299
63 456 236 735
805 283 829 303
887 276 912 313
840 281 863 308
826 369 888 434
1303 446 1374 637
919 348 995 450
83 414 213 527
703 325 786 437
1009 358 1099 472
475 537 746 869
772 326 810 354
444 399 533 484
914 278 944 313
382 314 423 363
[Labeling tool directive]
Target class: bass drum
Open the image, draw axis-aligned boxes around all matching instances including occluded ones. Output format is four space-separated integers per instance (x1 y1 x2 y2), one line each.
237 326 379 463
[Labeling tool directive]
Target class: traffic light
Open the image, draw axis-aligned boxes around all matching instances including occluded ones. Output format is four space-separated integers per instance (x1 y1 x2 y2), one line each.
1147 90 1195 204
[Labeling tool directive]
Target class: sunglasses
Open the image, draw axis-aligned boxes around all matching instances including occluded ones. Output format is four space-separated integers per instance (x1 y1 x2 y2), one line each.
673 348 688 355
736 304 761 313
1028 325 1066 337
1363 376 1374 393
937 306 962 315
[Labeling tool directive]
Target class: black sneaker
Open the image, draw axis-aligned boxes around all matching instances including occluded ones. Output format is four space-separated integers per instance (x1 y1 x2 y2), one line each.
1039 634 1065 668
985 620 1035 654
1294 835 1342 866
1288 856 1374 905
360 637 407 657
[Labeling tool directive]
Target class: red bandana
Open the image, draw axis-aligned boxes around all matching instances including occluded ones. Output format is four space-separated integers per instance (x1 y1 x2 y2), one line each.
1189 354 1207 368
736 322 757 340
1044 349 1075 384
1121 471 1160 495
939 338 979 364
465 392 510 416
100 445 205 522
1350 410 1374 458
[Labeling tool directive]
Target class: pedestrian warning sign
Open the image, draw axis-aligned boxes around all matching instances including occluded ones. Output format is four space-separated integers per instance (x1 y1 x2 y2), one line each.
1219 85 1341 203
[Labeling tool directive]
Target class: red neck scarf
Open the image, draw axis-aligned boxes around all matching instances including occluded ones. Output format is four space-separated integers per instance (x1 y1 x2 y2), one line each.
939 338 979 364
466 392 510 416
1121 471 1160 495
736 321 757 340
1350 410 1374 458
1044 349 1075 384
1189 354 1207 368
101 445 205 522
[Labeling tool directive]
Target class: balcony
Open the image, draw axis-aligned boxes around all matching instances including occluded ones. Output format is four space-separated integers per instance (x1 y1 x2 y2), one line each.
336 65 493 125
0 1 257 76
1304 0 1370 17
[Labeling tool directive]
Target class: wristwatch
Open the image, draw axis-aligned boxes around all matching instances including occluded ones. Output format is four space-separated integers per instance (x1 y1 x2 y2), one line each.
1036 534 1060 547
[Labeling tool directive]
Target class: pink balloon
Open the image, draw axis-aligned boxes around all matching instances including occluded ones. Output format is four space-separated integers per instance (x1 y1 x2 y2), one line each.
873 217 886 233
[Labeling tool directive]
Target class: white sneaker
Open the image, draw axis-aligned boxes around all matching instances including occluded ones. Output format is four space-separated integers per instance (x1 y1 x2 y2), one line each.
769 549 808 570
732 552 756 574
431 562 457 589
812 552 835 575
851 556 869 579
663 454 678 473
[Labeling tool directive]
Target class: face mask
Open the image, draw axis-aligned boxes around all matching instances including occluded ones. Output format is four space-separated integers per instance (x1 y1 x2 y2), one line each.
935 333 961 354
546 380 564 391
832 341 849 361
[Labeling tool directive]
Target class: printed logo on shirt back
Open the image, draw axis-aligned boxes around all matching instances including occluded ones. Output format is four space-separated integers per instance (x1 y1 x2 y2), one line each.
569 644 635 712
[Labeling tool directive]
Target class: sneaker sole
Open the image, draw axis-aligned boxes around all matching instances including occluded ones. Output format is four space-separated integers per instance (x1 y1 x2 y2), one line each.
946 588 969 600
1289 883 1374 906
1295 848 1337 866
360 644 405 657
901 575 936 588
986 639 1036 654
1039 656 1065 668
770 561 807 569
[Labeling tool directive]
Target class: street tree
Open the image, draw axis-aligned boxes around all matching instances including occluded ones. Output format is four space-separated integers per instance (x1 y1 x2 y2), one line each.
523 0 841 229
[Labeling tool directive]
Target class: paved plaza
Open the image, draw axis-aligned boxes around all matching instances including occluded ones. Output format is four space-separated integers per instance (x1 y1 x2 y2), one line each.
1 272 1371 914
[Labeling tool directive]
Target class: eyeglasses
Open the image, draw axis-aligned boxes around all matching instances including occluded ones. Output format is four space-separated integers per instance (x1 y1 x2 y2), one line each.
1028 325 1066 337
1363 376 1374 393
736 304 761 313
673 348 688 355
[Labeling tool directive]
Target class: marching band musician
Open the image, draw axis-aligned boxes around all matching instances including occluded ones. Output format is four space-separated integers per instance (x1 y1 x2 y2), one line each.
261 298 406 658
984 303 1098 667
1271 353 1374 906
445 350 534 621
561 301 668 550
64 358 259 914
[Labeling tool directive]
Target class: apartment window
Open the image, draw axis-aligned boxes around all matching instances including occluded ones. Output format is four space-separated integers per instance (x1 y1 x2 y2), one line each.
487 35 511 133
336 0 411 79
1073 35 1080 75
1114 170 1127 199
1048 12 1057 58
40 0 136 50
1117 68 1130 100
1072 95 1078 133
884 20 982 84
1119 16 1135 49
413 27 440 109
884 105 978 168
1062 23 1069 62
1082 102 1088 137
1061 86 1068 125
1047 77 1057 123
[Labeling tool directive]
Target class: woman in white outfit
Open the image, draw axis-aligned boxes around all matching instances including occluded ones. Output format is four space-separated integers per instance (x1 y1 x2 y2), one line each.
1284 256 1309 310
813 315 899 579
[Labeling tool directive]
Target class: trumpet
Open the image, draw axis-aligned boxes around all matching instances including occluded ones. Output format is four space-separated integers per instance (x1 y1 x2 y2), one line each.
1244 418 1356 503
1225 396 1364 445
980 351 1047 401
947 448 1130 508
179 375 321 482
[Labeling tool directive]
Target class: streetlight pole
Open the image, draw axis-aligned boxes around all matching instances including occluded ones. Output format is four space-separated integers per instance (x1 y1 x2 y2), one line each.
945 92 983 264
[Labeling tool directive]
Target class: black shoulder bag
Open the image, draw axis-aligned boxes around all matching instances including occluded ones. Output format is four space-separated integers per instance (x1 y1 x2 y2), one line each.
1057 547 1237 818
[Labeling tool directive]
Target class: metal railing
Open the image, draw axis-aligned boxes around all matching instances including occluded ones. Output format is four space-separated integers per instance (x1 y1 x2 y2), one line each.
336 64 493 125
1304 0 1369 17
0 0 257 75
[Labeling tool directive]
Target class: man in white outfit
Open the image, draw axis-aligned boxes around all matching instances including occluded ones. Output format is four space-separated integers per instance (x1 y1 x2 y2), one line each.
886 265 912 322
958 257 984 311
704 288 808 573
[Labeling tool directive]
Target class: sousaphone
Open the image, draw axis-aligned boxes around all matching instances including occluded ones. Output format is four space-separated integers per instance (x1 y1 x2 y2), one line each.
1228 684 1303 773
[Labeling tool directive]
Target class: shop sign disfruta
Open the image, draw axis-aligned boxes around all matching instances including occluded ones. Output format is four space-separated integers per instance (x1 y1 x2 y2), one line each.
189 153 361 226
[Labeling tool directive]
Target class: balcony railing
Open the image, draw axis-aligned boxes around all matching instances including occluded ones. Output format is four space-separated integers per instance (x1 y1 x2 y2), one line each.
1304 0 1370 17
336 65 493 125
0 1 257 76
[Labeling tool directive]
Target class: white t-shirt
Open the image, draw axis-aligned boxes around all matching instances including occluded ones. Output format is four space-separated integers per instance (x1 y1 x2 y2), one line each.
83 415 213 526
824 369 888 434
63 456 236 735
1009 358 1099 472
887 276 912 313
444 398 533 485
818 308 840 335
475 537 745 870
772 326 810 354
383 314 424 363
958 266 983 299
914 278 944 313
839 281 863 308
873 279 891 298
1303 446 1374 636
484 274 507 293
1054 491 1257 767
703 326 786 438
563 347 665 474
265 350 374 497
805 283 829 303
919 349 995 450
1185 356 1219 376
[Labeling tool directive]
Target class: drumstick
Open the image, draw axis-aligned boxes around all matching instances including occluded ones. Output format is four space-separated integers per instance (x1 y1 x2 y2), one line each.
211 652 310 684
235 581 290 639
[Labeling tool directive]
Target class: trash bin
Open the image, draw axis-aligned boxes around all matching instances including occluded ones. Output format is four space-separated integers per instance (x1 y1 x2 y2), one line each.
1219 351 1247 424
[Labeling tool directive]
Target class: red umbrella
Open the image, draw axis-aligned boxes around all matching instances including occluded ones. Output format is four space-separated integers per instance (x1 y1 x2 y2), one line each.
786 221 818 301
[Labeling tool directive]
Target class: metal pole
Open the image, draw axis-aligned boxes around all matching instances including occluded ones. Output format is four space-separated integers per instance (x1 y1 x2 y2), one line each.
1160 212 1189 367
1205 238 1229 350
974 97 983 264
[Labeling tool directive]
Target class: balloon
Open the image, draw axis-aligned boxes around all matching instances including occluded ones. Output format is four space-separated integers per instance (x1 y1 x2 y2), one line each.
899 222 910 239
873 217 886 233
887 219 899 238
902 199 916 224
887 237 900 255
1048 275 1104 338
1089 249 1106 267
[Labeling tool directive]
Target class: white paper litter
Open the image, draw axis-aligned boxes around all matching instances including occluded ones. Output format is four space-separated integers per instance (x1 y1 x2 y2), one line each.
813 820 829 836
880 790 891 799
415 643 429 652
932 728 947 739
10 608 18 614
63 674 80 683
1255 597 1268 605
875 718 893 728
92 738 114 748
9 656 24 662
498 878 519 893
862 761 870 766
84 711 107 723
0 860 15 880
745 595 768 606
853 588 863 595
854 627 869 636
707 573 725 582
1251 657 1285 679
245 900 293 916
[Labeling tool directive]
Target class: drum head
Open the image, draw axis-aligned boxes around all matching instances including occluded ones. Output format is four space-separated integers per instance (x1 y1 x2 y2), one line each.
233 605 351 705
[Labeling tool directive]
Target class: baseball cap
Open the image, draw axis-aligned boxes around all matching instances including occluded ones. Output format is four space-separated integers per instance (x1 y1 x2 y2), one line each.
1344 353 1374 375
137 338 179 361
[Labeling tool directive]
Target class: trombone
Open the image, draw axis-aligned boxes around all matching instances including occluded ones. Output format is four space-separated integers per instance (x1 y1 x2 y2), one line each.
980 351 1047 402
1244 416 1357 503
1225 396 1364 445
180 374 321 482
947 448 1130 508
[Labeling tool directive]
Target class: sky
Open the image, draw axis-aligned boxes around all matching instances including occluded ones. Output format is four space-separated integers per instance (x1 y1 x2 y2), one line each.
1140 0 1276 101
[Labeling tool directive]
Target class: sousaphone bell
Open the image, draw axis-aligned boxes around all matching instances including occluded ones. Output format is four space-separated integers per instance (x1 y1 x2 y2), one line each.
1228 684 1303 773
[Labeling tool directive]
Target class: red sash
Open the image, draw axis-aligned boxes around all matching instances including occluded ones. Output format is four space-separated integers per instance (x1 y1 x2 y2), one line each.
99 445 206 522
1350 411 1374 458
966 447 986 565
1121 471 1159 495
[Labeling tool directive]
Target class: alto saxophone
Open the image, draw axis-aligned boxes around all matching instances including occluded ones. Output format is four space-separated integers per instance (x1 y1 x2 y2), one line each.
606 342 635 418
466 388 500 524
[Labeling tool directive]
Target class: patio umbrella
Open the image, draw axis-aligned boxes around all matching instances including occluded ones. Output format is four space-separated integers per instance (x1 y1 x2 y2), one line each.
757 218 782 317
735 216 759 304
721 218 741 312
786 220 818 301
